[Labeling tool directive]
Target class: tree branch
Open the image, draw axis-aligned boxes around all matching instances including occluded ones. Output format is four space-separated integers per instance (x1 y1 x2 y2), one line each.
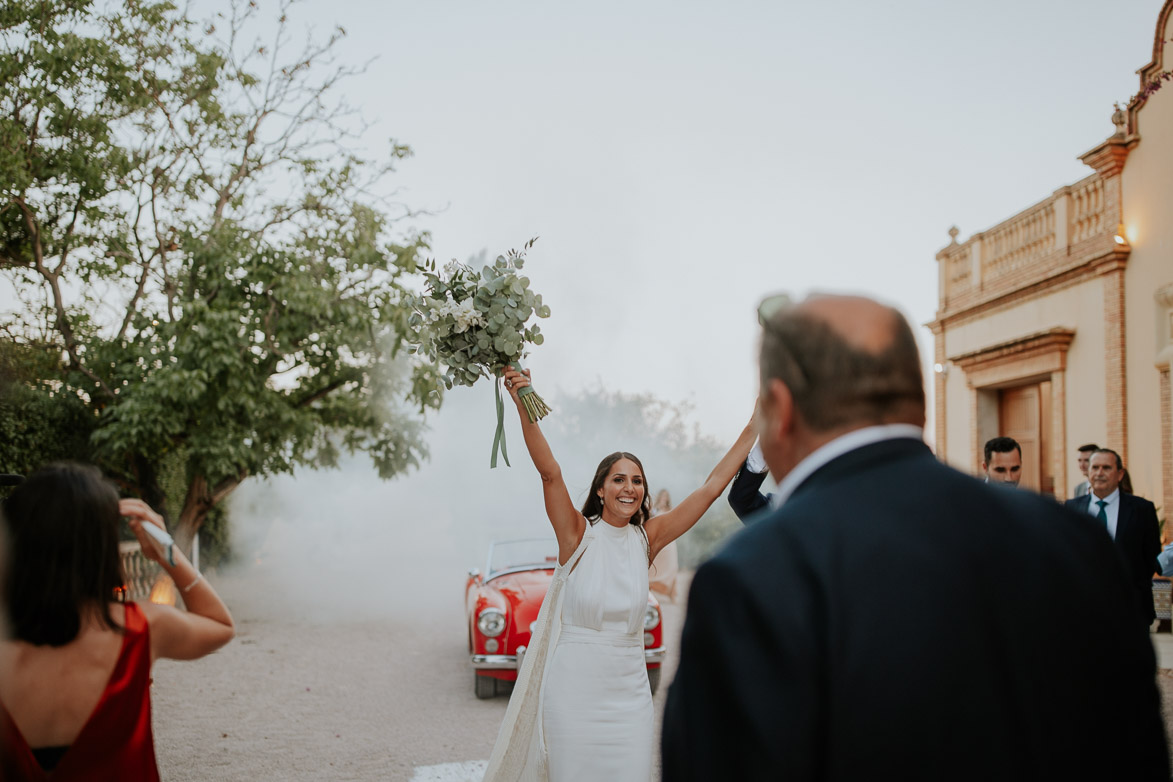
14 196 115 399
295 374 356 408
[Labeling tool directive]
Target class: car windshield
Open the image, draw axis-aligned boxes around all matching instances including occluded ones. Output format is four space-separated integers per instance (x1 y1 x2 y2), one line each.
487 538 559 578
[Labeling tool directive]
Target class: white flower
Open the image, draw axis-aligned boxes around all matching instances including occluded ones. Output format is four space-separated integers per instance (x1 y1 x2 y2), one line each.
442 260 463 280
450 298 487 333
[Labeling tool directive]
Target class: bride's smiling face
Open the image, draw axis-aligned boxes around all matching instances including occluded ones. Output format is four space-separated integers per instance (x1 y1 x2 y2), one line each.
597 458 645 522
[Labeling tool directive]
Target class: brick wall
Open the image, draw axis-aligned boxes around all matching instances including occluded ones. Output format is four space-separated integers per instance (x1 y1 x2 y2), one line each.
1101 264 1128 463
1161 368 1172 541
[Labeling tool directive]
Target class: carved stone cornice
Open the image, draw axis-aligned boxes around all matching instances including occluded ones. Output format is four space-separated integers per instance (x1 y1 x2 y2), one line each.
1091 247 1131 276
1078 134 1138 178
949 328 1076 389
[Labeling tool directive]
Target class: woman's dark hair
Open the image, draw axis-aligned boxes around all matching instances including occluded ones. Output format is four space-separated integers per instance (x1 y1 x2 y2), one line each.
1 462 124 645
580 452 653 564
579 452 653 527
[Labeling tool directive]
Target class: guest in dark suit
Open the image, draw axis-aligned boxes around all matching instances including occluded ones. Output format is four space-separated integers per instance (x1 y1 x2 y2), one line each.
662 294 1168 781
1064 448 1161 628
727 441 770 522
1072 442 1099 498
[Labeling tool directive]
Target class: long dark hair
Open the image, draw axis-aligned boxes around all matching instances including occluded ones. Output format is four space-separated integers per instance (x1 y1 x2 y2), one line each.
1 462 124 646
579 451 653 527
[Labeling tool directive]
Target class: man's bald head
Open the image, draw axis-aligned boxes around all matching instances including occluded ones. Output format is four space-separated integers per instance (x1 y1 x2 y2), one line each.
759 293 926 432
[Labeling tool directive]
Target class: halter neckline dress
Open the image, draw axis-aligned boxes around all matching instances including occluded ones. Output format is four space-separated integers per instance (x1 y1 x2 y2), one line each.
540 519 654 781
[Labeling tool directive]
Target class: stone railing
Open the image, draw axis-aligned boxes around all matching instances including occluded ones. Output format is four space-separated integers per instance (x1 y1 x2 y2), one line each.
119 541 162 602
1069 175 1105 245
981 200 1055 279
937 172 1115 313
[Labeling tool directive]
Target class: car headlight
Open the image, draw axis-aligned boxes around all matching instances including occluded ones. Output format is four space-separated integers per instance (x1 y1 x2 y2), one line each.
643 605 660 631
478 608 506 638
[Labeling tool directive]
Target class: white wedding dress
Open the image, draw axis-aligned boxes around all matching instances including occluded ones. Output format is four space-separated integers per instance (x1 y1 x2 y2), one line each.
543 519 653 781
482 520 653 782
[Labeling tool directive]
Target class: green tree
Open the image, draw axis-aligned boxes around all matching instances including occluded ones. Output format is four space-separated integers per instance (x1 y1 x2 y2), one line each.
0 1 445 546
0 341 96 473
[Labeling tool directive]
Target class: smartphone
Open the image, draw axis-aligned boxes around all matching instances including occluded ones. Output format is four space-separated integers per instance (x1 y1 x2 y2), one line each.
140 523 176 567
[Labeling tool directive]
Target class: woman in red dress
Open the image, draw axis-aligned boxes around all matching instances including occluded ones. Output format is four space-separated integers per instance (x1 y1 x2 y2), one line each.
0 462 236 780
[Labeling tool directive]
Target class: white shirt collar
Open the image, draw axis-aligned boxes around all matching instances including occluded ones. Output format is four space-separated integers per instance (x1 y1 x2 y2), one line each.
1089 488 1120 506
770 424 925 510
745 441 769 474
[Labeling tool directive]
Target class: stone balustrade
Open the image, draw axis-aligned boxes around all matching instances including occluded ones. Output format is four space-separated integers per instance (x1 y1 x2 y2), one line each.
119 541 162 602
1069 175 1106 245
937 172 1119 315
981 200 1056 279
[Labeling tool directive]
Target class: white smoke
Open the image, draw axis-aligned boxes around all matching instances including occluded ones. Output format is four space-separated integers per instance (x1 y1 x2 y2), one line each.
220 382 748 624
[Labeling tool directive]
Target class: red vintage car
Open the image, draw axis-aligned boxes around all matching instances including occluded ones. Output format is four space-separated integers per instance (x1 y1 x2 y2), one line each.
466 537 666 699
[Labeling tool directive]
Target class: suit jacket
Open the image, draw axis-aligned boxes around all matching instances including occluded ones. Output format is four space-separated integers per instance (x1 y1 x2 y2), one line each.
662 438 1168 781
1065 492 1161 624
727 460 770 523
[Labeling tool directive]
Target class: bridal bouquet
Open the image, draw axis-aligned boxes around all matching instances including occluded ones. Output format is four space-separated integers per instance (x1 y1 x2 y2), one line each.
408 239 551 467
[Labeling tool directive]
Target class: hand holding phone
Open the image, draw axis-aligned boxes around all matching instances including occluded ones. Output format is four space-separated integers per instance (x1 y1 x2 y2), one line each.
120 498 176 567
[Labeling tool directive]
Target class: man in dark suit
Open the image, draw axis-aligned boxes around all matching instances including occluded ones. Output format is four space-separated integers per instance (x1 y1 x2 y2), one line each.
1065 448 1161 628
728 441 770 522
1072 442 1099 498
662 294 1168 780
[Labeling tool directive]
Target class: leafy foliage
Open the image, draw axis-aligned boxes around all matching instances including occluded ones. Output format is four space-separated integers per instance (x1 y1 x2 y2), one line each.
0 1 447 542
0 343 96 475
407 240 550 390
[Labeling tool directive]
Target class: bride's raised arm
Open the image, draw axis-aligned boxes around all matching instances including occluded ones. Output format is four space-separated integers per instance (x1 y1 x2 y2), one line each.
502 365 586 564
645 411 757 559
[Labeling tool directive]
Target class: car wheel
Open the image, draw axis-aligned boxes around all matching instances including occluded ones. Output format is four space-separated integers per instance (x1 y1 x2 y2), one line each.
647 667 661 695
475 672 498 699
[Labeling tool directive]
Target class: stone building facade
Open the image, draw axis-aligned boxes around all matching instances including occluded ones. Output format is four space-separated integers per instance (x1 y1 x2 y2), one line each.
930 0 1173 526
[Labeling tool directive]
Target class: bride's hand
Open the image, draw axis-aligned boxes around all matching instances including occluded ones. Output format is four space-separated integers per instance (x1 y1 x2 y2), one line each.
502 365 532 409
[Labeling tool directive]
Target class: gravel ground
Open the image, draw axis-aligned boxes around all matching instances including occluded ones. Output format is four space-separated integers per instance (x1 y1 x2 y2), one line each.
151 569 688 782
152 565 1173 781
1158 671 1173 744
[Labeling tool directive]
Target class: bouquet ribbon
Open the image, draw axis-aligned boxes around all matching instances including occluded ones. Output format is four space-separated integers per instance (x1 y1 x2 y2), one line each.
491 375 512 468
491 361 551 468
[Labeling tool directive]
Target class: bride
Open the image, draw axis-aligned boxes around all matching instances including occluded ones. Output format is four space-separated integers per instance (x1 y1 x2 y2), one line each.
484 367 755 782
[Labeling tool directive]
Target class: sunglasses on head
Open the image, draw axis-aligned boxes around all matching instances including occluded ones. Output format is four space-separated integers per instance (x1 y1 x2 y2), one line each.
756 292 792 326
755 292 810 389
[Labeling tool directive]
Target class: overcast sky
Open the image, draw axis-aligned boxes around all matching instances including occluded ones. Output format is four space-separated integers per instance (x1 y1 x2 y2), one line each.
290 0 1160 441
